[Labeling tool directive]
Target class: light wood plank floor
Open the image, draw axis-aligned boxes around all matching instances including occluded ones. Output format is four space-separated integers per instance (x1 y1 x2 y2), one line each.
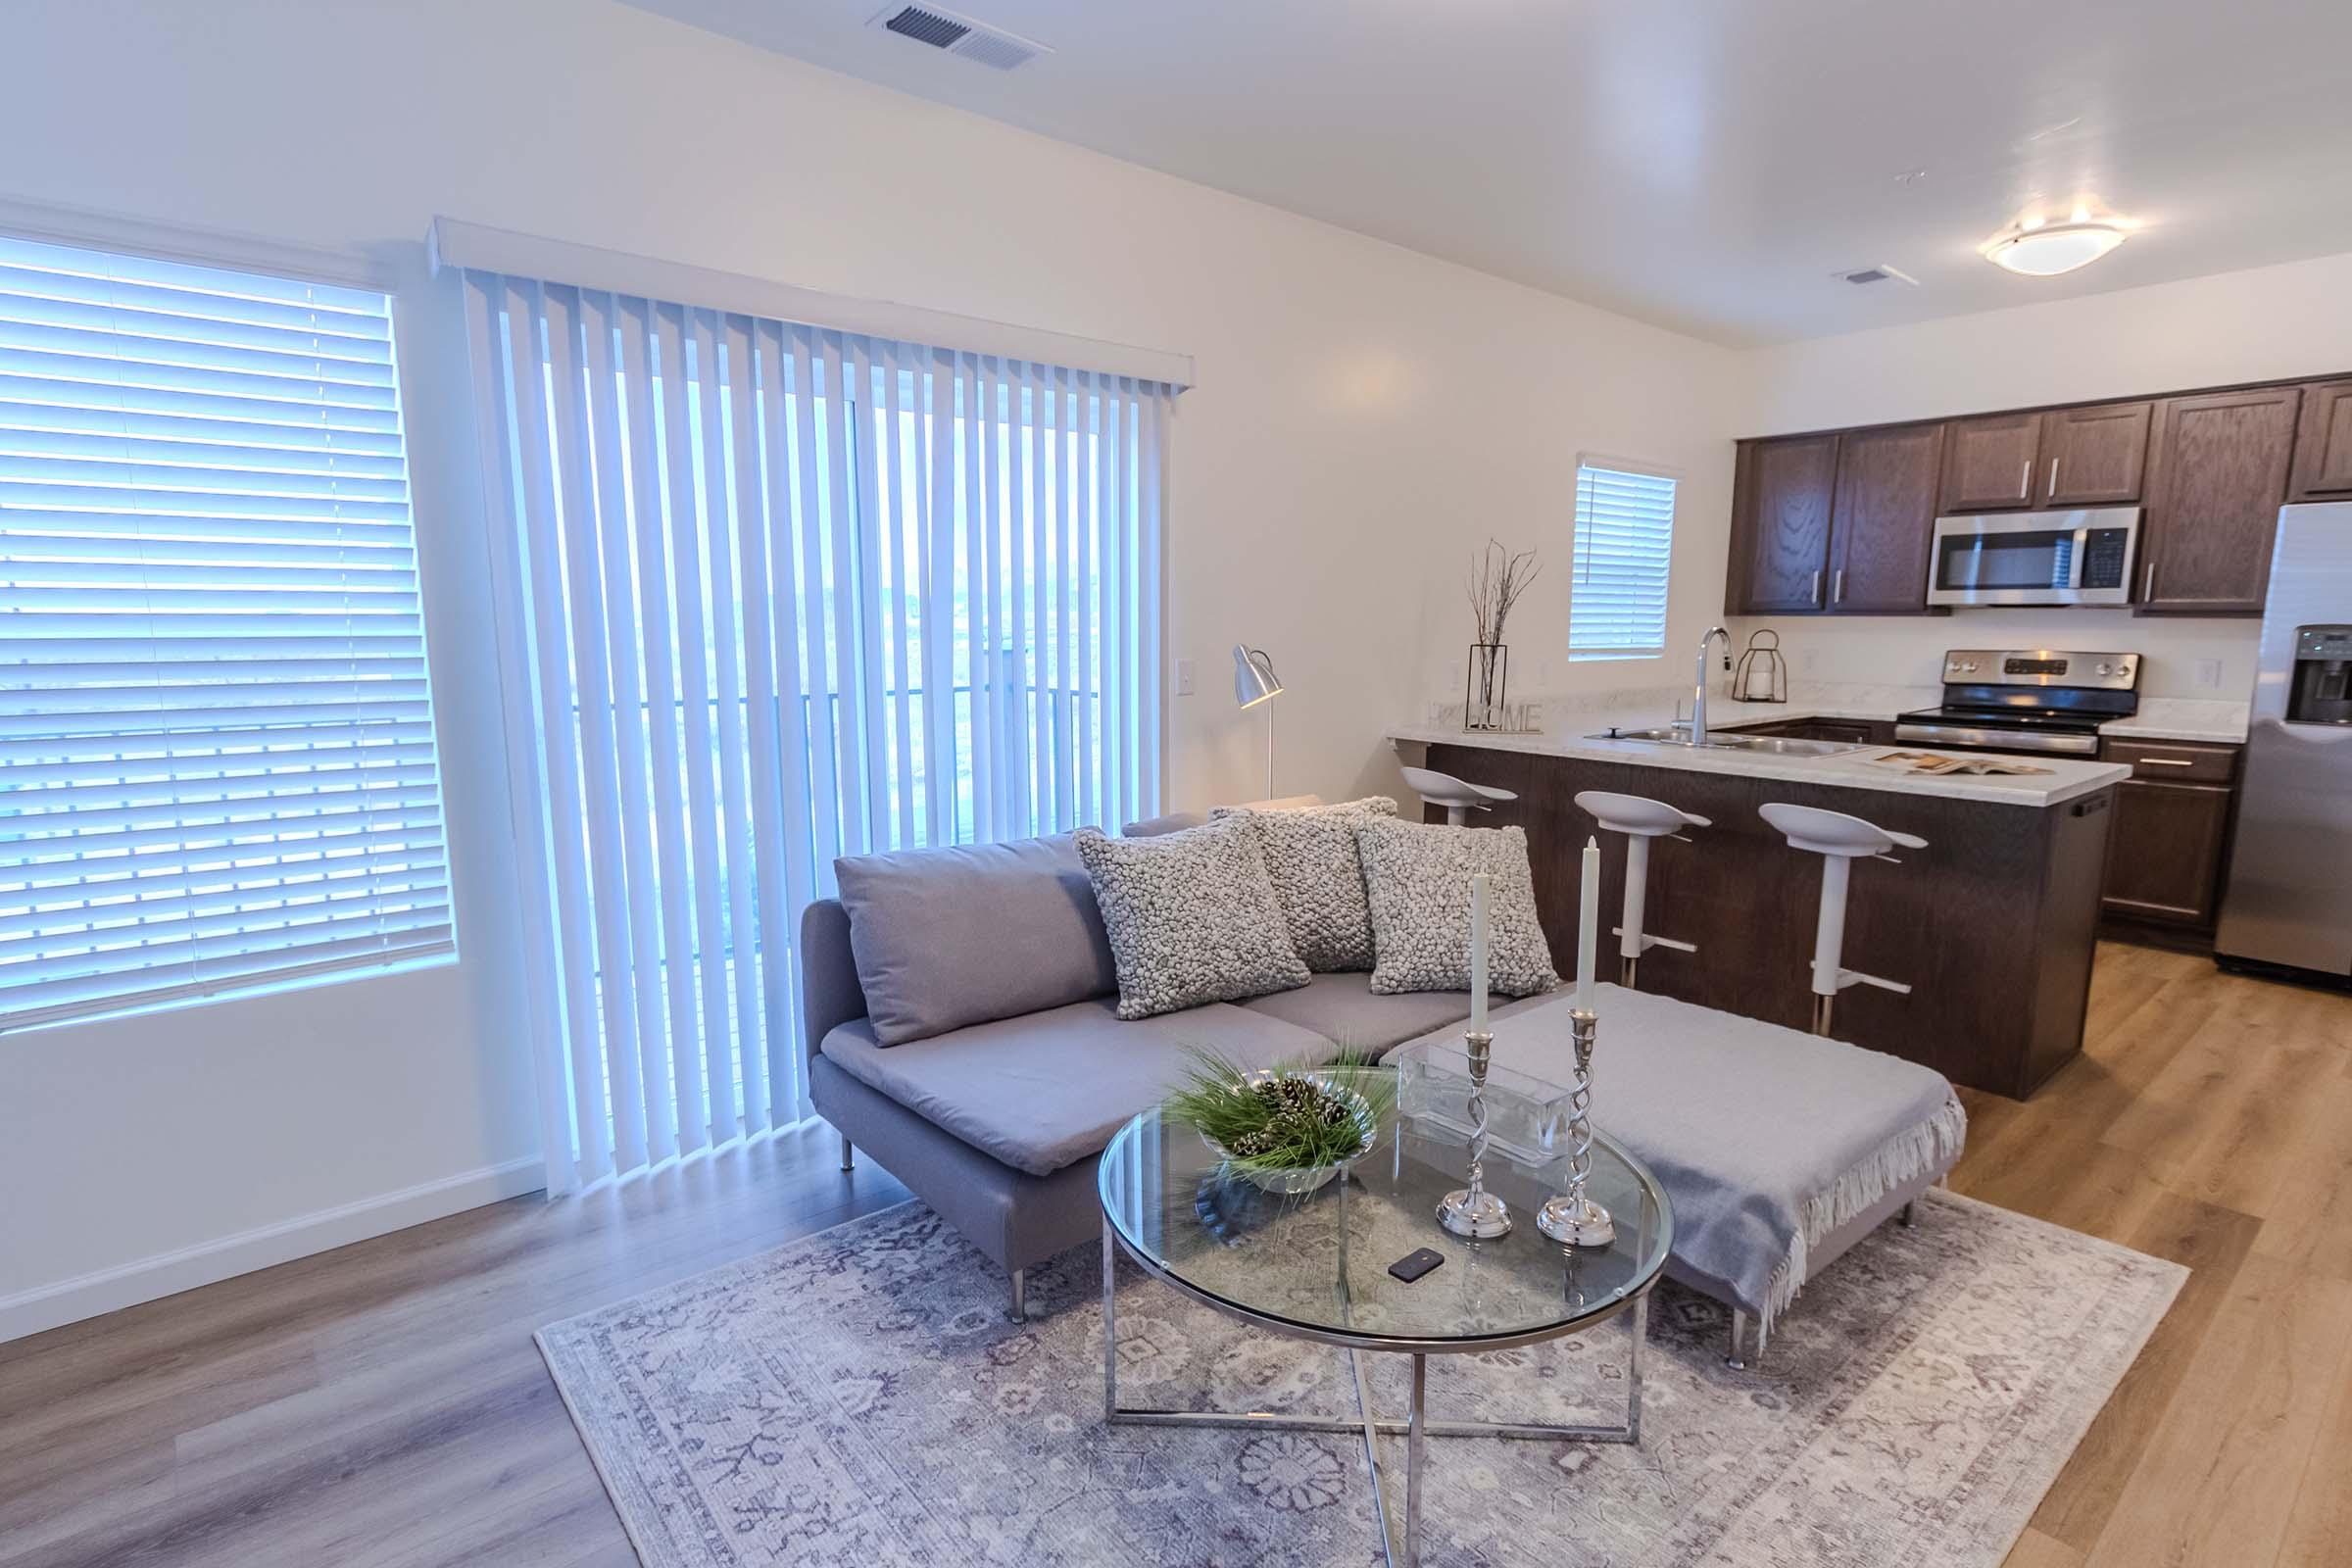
2 942 2347 1567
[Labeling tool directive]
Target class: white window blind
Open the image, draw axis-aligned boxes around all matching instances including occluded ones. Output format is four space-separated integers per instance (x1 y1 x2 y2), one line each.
456 270 1173 1193
0 235 451 1032
1568 461 1678 661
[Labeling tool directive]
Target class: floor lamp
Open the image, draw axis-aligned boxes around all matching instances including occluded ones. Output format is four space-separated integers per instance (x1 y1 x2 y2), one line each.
1233 644 1285 799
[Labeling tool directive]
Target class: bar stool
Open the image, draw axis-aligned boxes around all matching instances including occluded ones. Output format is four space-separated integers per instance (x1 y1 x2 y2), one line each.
1758 803 1926 1037
1399 765 1517 826
1575 790 1710 990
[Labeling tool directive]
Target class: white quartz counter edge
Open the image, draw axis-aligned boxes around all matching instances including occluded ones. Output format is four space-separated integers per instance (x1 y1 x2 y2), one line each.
1587 696 2248 745
1390 725 2132 808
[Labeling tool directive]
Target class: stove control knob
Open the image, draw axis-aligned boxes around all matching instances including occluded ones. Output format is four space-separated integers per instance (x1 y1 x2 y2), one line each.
2096 662 2113 676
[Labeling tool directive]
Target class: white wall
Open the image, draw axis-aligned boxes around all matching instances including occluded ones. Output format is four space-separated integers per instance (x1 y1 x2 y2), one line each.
1735 251 2352 700
0 0 1744 1334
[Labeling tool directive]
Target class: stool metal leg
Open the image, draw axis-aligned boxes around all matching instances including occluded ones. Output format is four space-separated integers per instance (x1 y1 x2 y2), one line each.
1619 954 1640 990
1810 993 1836 1037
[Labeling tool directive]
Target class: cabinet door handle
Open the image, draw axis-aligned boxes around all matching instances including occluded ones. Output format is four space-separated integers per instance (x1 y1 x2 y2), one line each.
1833 568 1845 603
2143 562 2157 600
2019 459 2032 499
1810 568 1822 605
2138 757 2195 767
2048 457 2059 494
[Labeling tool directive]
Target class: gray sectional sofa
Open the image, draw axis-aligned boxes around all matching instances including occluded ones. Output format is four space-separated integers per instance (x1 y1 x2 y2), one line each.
801 806 1960 1357
801 892 1481 1319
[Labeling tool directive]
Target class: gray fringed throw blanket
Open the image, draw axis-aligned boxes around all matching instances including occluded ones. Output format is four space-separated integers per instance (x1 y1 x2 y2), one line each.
1428 984 1966 1331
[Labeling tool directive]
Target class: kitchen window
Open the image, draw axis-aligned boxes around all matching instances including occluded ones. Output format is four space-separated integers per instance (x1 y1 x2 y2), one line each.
0 235 452 1031
1568 460 1678 662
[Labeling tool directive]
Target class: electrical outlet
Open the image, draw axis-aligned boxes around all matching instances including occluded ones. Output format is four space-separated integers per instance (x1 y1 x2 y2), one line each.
2194 659 2223 691
1175 659 1196 697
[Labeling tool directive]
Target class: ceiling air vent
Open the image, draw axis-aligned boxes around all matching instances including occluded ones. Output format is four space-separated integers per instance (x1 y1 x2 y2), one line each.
870 5 1052 71
1833 264 1920 288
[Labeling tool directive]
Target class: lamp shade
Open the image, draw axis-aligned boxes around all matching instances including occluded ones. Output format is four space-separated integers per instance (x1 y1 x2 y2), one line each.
1232 644 1284 709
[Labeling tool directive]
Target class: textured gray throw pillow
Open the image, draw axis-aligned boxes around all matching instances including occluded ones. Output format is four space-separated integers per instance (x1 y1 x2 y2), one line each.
1210 797 1398 973
1073 819 1311 1020
1354 817 1560 998
835 833 1118 1046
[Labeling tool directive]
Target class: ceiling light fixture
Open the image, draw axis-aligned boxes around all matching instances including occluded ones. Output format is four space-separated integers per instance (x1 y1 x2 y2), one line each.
1984 215 2131 276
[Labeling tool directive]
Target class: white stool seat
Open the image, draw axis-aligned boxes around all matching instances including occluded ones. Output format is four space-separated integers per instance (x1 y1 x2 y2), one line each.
1577 789 1711 838
1760 802 1926 1036
1400 765 1517 826
1575 790 1707 989
1758 803 1926 859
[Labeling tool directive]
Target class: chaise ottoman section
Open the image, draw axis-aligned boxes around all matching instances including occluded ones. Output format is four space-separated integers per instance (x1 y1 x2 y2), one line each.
1396 985 1965 1343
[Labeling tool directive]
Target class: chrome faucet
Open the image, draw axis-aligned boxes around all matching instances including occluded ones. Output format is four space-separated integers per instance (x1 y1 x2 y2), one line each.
1692 626 1733 746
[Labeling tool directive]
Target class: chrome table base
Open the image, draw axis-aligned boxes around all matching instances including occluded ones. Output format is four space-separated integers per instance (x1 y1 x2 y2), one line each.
1102 1216 1646 1568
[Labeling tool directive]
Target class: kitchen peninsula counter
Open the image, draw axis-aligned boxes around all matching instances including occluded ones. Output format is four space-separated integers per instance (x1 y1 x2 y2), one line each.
1391 724 2121 1099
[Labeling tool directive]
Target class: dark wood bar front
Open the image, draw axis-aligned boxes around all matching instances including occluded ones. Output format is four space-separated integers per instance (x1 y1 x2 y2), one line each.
1424 742 2118 1100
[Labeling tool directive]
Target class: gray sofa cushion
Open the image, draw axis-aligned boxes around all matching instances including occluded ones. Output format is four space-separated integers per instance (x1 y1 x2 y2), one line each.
820 999 1335 1176
1239 971 1474 1055
1212 796 1396 972
1074 819 1311 1019
1356 817 1561 999
1123 793 1324 839
834 833 1116 1046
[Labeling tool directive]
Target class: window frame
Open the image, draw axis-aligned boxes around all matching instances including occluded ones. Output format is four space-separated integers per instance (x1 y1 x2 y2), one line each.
1566 452 1681 664
0 214 455 1034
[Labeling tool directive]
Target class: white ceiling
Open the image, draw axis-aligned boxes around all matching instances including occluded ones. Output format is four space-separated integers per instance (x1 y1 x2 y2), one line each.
622 0 2352 347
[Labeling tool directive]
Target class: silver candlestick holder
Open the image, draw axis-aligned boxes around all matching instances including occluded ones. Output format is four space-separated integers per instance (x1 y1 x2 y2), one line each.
1436 1029 1512 1239
1539 1007 1615 1248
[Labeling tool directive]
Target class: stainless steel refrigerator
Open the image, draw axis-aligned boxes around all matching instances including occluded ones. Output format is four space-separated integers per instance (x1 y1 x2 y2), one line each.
2214 502 2352 982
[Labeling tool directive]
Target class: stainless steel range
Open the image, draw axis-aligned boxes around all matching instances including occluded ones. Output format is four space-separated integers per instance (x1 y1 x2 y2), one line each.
1894 649 2140 757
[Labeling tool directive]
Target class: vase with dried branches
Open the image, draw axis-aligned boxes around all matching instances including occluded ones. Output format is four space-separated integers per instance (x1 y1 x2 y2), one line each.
1465 540 1540 730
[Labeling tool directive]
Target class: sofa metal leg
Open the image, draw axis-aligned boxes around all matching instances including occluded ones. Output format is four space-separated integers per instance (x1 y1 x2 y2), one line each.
1008 1269 1027 1323
1899 1199 1917 1228
1726 1308 1747 1370
838 1133 855 1172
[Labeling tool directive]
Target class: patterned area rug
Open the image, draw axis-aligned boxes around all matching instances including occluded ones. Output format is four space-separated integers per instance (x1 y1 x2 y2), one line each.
538 1191 2182 1568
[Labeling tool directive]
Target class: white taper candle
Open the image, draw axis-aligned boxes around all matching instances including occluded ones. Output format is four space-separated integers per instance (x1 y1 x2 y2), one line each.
1469 872 1490 1035
1576 835 1599 1010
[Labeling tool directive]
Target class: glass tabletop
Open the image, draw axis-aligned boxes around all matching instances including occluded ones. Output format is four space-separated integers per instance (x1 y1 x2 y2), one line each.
1098 1069 1673 1351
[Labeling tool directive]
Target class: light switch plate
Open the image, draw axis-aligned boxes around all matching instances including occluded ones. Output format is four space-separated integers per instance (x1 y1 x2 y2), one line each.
1175 659 1197 696
2194 659 2223 690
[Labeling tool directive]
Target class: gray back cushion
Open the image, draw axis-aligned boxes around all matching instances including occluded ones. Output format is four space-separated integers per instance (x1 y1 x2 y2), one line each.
835 833 1117 1046
1123 793 1325 838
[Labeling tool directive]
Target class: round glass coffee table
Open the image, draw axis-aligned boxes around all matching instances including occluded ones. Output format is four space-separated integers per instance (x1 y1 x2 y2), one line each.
1098 1078 1672 1568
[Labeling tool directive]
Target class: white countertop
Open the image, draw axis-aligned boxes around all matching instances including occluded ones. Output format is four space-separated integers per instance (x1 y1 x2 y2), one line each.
1390 720 2132 808
2098 698 2250 744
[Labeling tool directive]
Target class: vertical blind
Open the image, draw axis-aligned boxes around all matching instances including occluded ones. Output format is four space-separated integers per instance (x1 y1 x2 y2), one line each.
1568 461 1679 661
0 235 450 1032
458 270 1173 1193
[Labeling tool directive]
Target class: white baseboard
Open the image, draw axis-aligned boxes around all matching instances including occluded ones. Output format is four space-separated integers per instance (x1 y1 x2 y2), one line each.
0 1155 548 1346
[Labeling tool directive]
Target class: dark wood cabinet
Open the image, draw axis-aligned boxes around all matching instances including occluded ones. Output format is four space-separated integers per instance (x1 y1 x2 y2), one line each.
1730 434 1837 612
2139 388 2302 613
1828 422 1943 612
2289 379 2352 499
2102 781 2233 926
1734 368 2350 622
2039 402 2151 505
1939 413 2042 512
2098 739 2240 931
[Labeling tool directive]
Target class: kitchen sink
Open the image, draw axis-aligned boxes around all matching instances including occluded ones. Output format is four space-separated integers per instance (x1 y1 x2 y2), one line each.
1590 726 1866 758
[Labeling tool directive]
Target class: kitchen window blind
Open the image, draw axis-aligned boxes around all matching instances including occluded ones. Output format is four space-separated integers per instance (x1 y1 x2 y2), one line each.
1568 461 1678 661
0 235 451 1031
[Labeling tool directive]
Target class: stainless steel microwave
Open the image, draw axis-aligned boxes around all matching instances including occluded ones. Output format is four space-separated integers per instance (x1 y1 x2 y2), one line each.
1926 507 2140 607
